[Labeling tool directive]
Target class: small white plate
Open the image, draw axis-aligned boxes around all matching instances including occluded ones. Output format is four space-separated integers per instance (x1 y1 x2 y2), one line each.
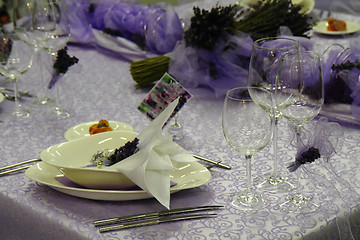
313 21 360 35
0 92 4 103
64 120 134 141
25 161 211 201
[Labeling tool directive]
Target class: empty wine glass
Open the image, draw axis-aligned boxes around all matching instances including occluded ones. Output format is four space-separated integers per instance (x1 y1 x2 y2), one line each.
14 0 68 107
247 37 300 193
222 87 273 210
0 32 33 120
279 51 324 213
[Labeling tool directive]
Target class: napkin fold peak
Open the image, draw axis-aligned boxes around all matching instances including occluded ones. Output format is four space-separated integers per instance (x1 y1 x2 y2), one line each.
108 98 195 209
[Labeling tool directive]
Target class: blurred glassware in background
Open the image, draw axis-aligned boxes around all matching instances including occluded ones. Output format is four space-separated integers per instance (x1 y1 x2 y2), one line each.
0 31 33 121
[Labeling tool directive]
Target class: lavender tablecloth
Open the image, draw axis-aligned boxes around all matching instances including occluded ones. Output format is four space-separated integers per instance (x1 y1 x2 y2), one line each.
1 6 360 240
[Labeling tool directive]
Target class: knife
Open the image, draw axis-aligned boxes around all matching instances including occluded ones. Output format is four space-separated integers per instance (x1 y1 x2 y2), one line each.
94 205 223 227
193 155 231 170
0 87 34 97
98 213 217 233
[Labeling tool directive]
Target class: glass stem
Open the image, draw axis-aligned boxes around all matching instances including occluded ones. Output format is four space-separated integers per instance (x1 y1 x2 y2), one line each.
294 125 303 196
37 51 46 101
174 114 179 127
13 78 21 111
272 116 279 176
55 79 61 109
245 154 253 190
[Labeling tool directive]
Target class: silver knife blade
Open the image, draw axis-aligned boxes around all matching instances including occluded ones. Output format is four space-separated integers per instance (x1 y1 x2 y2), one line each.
94 205 223 227
0 87 34 97
193 155 231 170
98 213 217 233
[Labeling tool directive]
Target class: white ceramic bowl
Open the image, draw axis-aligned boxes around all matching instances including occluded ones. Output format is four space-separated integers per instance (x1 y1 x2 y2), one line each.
41 131 139 190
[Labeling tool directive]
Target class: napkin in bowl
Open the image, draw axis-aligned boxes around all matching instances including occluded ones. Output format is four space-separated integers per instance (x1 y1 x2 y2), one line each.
108 98 195 209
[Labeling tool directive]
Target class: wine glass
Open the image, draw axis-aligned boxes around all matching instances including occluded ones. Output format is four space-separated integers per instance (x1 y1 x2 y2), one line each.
0 32 33 120
14 0 68 107
222 87 273 210
279 51 324 213
43 0 72 120
247 37 301 193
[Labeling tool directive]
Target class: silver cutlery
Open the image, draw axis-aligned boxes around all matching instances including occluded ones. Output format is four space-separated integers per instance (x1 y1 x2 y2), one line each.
206 161 223 169
3 92 15 101
193 155 231 170
98 213 217 233
0 158 41 177
0 87 34 98
94 205 223 227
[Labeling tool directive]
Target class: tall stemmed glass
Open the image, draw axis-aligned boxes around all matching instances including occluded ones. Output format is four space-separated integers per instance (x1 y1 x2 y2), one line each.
222 87 273 210
0 32 33 120
247 37 301 193
280 51 324 213
14 0 64 107
42 0 72 119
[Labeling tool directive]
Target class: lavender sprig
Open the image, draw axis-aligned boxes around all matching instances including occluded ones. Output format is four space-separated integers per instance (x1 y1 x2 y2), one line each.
331 60 360 72
288 147 321 172
48 47 79 89
106 138 139 166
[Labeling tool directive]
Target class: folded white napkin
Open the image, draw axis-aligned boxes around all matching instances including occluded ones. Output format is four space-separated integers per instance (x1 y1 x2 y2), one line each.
108 98 195 209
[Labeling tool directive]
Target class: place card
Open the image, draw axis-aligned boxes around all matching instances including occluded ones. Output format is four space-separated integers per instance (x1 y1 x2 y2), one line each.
137 72 192 122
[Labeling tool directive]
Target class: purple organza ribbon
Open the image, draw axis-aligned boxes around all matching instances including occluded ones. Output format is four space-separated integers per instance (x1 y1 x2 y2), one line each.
64 0 183 56
169 32 253 98
287 117 360 238
288 117 343 172
322 38 360 122
169 31 314 98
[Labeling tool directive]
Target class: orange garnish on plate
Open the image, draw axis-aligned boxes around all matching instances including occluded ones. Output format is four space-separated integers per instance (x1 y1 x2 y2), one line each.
327 17 347 31
89 119 113 135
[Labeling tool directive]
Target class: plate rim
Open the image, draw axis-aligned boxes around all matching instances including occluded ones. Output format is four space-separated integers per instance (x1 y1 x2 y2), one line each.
313 21 360 35
64 120 135 141
25 161 211 201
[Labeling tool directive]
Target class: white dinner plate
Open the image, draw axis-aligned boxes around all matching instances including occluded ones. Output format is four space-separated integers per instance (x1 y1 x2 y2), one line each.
25 161 211 201
64 120 134 141
0 92 4 103
313 21 360 35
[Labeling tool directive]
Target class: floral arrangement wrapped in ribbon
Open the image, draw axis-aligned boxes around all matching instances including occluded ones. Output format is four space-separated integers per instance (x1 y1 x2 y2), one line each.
321 38 360 122
131 0 315 97
287 117 343 172
65 0 183 60
64 0 314 97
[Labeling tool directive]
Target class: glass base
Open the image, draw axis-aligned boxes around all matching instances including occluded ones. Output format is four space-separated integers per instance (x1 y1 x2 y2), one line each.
279 193 319 213
256 173 296 193
31 96 55 108
228 189 268 210
1 108 31 122
49 107 71 120
13 110 30 120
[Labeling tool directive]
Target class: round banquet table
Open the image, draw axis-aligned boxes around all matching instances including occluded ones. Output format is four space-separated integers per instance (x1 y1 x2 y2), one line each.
1 5 360 240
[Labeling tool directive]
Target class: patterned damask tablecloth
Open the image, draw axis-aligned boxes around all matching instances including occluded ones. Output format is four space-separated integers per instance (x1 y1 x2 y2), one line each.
1 7 360 240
